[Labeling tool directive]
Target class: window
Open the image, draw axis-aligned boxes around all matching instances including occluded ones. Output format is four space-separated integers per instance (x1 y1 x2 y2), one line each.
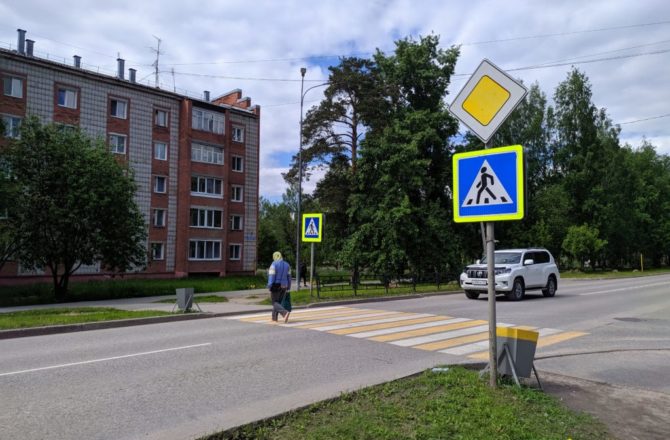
151 243 164 261
191 176 222 197
231 185 243 202
109 134 126 154
154 176 167 193
189 240 221 261
192 109 224 134
154 142 168 161
153 208 166 227
110 98 127 119
190 208 223 228
155 109 168 127
3 76 23 98
2 115 22 138
229 244 241 260
232 127 244 142
230 214 243 231
232 156 243 172
191 142 223 165
57 87 77 108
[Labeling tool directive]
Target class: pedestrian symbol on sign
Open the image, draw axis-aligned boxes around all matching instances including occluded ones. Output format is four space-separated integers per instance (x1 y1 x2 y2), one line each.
462 159 512 207
305 218 318 237
302 213 323 242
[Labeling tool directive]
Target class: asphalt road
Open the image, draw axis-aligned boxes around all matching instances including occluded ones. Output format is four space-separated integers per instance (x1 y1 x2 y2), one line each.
0 274 668 439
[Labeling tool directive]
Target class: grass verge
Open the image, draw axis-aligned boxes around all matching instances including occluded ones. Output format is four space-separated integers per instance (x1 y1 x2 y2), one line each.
202 367 612 440
0 307 172 330
260 283 460 306
0 275 264 307
560 267 670 279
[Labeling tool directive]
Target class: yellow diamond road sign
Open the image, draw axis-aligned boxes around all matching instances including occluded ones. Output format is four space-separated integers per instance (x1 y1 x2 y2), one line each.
449 59 528 143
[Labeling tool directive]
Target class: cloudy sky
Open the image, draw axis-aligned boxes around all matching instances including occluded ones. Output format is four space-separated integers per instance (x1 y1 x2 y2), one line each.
2 0 669 201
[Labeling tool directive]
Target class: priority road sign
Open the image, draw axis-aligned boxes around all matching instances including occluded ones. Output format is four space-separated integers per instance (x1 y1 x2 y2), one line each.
449 59 528 143
302 213 323 242
453 145 524 223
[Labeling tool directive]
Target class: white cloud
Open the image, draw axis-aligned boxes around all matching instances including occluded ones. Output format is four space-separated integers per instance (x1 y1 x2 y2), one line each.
3 0 670 199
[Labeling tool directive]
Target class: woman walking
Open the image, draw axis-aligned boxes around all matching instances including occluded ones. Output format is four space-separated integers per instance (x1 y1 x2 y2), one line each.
267 251 292 323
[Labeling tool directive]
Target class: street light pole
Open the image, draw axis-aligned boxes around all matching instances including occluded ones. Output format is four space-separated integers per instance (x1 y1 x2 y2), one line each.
296 67 307 289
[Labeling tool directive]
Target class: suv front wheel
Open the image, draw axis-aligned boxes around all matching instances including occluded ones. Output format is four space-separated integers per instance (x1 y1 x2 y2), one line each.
506 278 525 301
542 276 557 297
465 291 480 300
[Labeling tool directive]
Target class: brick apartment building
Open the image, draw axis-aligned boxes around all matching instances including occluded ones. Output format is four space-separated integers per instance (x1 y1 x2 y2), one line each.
0 29 259 281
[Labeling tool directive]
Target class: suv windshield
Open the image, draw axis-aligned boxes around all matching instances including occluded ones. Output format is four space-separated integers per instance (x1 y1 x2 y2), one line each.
480 252 522 264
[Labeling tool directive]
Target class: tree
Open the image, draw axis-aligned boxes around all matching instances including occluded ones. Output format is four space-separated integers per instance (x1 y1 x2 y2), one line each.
346 35 461 277
3 117 147 299
562 224 607 270
257 195 296 268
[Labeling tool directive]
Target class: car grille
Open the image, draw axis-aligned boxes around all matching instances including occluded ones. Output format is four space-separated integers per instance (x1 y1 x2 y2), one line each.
467 269 487 279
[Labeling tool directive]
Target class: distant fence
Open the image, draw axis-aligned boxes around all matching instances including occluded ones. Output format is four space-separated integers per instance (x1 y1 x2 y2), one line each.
315 272 457 297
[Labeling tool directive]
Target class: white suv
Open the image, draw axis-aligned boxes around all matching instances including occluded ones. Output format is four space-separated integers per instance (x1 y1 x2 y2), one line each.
460 248 559 301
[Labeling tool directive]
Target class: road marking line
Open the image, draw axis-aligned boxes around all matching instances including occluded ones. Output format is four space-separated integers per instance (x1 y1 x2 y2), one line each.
349 317 464 339
245 308 382 324
440 339 492 355
390 324 491 347
286 311 404 328
466 328 576 359
370 319 485 342
224 306 346 320
312 313 433 332
536 331 587 347
0 343 212 378
332 316 451 336
417 332 489 351
578 281 668 296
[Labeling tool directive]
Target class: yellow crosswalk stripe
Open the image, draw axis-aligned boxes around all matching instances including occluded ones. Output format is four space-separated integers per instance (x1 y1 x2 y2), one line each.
370 319 487 342
414 332 489 351
290 312 409 329
329 315 448 335
240 307 374 323
535 331 587 348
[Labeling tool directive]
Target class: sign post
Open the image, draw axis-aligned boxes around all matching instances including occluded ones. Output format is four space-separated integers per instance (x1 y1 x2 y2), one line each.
449 59 527 388
302 213 323 298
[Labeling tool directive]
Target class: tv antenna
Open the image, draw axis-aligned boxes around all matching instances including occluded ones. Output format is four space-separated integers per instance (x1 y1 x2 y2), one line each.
150 35 162 88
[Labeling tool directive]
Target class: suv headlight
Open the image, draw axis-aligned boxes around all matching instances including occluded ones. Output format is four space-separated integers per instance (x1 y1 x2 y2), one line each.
494 268 512 275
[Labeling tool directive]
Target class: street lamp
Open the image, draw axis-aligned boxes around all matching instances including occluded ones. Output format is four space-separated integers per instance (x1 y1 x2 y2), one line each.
296 68 330 290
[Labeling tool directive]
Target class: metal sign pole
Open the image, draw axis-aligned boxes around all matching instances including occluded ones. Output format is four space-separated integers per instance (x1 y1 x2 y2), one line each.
484 139 498 388
310 242 315 297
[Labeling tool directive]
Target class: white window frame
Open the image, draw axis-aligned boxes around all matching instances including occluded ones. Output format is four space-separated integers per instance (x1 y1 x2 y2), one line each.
151 242 165 261
190 207 223 229
110 98 128 119
191 142 223 165
109 133 127 154
153 208 166 227
231 155 243 172
154 109 168 127
57 87 77 109
154 176 167 194
191 109 225 134
154 141 168 161
231 185 243 202
2 115 22 138
191 176 223 198
230 214 243 231
229 243 241 261
3 76 23 98
232 126 244 143
189 239 222 261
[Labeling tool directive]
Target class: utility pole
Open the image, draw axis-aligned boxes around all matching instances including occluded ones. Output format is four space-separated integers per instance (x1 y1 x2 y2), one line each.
151 35 162 88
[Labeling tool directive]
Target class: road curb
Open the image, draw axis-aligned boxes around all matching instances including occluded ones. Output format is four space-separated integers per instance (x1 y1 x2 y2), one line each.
0 291 461 340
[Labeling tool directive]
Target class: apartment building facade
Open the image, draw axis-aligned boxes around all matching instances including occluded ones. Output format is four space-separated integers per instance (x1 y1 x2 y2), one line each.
0 30 259 281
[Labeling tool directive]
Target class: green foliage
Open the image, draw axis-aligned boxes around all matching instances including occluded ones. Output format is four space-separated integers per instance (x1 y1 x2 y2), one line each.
0 307 171 330
1 117 147 298
562 224 608 269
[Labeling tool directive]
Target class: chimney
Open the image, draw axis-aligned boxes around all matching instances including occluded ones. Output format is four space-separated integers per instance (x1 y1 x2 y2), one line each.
203 90 210 102
73 55 81 68
17 29 26 55
117 58 125 80
25 39 34 57
129 68 136 83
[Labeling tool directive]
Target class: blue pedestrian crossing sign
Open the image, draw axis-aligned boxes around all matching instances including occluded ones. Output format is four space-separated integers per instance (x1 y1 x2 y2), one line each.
453 145 525 223
302 213 323 242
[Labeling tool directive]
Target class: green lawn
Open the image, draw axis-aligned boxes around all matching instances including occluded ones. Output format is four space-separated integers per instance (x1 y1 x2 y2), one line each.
202 366 612 440
0 307 172 330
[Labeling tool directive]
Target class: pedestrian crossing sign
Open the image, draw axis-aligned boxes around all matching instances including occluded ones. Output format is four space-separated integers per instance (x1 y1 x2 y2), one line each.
453 145 525 223
302 213 323 242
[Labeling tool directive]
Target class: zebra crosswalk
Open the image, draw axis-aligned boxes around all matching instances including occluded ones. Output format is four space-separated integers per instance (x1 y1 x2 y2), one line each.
225 306 586 359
